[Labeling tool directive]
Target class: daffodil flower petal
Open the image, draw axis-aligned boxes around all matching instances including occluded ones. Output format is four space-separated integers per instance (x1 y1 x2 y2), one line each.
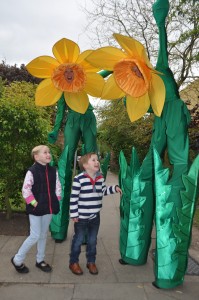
149 73 165 116
52 38 80 64
114 33 153 68
141 48 154 69
101 75 125 99
26 56 59 78
84 73 105 97
126 94 150 122
35 79 62 106
86 47 126 70
64 91 89 114
77 50 100 72
114 33 143 58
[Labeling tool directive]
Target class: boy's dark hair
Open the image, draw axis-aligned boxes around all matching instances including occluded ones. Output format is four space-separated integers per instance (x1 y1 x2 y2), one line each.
78 152 97 171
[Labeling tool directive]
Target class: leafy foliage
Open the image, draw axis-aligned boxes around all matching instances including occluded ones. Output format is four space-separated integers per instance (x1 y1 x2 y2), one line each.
0 81 53 218
189 103 199 156
0 61 41 85
96 100 153 170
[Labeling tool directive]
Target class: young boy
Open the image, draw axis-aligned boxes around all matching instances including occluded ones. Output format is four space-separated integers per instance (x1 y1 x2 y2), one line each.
11 145 61 273
69 152 122 275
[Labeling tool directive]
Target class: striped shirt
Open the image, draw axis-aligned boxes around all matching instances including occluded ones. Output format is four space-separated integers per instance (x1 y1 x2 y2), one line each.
70 172 118 220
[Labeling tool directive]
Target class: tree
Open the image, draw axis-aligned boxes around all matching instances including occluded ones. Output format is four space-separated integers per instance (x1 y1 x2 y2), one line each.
0 81 52 219
0 61 41 85
0 77 5 98
83 0 198 168
96 100 153 170
83 0 199 88
180 79 199 158
188 102 199 159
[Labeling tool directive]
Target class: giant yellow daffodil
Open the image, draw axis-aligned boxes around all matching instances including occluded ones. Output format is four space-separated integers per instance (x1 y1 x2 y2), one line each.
86 33 165 121
26 38 105 114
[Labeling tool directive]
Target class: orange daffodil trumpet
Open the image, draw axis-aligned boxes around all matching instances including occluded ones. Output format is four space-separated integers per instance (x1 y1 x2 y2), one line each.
26 38 105 114
86 33 166 122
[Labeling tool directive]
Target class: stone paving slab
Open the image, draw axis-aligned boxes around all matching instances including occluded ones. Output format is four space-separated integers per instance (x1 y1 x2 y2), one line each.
0 283 74 300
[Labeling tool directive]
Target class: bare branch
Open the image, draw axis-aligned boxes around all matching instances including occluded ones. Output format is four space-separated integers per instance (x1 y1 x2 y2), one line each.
82 0 198 87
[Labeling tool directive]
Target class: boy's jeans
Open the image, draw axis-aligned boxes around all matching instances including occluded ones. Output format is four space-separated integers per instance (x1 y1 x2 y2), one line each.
70 214 100 264
13 214 52 266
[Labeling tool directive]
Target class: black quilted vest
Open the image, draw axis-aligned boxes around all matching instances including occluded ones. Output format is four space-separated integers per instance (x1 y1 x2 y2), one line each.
26 162 60 216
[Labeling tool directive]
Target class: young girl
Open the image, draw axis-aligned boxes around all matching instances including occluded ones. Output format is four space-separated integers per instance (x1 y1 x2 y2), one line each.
11 145 61 273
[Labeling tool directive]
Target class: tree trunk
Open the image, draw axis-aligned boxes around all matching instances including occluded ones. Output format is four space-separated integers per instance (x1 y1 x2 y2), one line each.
4 192 12 220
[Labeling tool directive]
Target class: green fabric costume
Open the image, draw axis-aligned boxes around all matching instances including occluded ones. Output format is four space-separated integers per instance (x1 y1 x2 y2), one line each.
119 0 199 289
48 71 111 242
48 95 98 241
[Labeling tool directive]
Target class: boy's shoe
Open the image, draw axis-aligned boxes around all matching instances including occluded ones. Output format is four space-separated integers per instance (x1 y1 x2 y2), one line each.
36 261 52 272
11 257 29 273
86 263 98 275
69 263 83 275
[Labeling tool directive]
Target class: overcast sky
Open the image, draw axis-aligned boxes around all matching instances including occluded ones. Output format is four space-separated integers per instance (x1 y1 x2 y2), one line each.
0 0 94 66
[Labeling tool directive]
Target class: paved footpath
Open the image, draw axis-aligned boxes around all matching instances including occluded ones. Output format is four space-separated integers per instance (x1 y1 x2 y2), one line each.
0 172 199 300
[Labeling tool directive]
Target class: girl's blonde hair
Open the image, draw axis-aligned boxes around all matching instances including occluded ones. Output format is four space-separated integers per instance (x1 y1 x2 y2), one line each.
78 152 97 171
31 145 49 160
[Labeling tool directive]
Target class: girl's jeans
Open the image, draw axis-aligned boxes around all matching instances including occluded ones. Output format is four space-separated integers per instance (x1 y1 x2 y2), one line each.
70 214 100 264
13 214 52 266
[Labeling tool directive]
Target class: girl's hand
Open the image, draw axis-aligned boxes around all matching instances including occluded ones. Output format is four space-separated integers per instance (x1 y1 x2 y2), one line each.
34 202 38 207
72 218 79 223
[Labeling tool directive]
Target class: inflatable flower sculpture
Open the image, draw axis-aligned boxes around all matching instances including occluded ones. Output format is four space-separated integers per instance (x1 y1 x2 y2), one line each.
86 33 165 121
26 38 105 113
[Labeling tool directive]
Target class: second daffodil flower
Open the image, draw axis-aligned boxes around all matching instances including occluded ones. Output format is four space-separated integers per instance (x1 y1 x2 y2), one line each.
86 33 166 122
26 38 105 114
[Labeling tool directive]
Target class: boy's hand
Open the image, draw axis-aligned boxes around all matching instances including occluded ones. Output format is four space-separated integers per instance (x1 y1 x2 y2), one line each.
116 186 122 195
72 218 79 223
